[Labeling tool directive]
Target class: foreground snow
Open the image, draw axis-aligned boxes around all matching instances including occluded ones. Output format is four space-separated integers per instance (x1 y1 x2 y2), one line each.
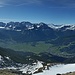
1 63 75 75
0 55 75 75
20 61 43 74
33 64 75 75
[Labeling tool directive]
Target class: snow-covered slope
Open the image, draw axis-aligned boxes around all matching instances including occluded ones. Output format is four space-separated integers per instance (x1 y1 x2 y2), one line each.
34 64 75 75
20 61 43 74
0 56 43 74
0 54 75 75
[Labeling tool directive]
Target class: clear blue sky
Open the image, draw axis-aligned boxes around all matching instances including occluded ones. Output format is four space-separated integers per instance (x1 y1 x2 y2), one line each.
0 0 75 24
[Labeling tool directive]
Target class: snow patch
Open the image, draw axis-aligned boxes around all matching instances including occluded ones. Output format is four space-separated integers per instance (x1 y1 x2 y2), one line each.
20 61 43 74
5 56 11 60
0 27 5 29
48 24 75 30
16 30 21 31
66 25 75 30
0 55 2 61
28 26 34 30
33 63 75 75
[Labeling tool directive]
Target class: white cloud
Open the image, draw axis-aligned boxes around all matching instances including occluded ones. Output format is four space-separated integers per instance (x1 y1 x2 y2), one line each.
0 0 75 8
0 18 19 23
0 0 42 7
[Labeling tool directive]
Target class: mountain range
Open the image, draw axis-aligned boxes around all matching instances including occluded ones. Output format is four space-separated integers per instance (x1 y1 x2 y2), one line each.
0 21 75 63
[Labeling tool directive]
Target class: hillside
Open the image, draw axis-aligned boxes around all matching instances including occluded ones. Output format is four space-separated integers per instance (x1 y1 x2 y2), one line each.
0 47 67 64
0 69 19 75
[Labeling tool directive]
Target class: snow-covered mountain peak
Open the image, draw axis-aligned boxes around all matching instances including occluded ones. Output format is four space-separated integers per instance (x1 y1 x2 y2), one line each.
66 25 75 30
48 24 75 30
0 22 75 31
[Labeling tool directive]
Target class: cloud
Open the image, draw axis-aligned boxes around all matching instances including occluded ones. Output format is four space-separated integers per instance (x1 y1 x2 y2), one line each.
0 18 16 22
0 18 24 23
0 0 12 7
0 0 75 8
0 0 42 7
46 0 75 8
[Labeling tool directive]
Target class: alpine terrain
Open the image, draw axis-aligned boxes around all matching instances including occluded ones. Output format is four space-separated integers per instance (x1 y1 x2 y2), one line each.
0 21 75 75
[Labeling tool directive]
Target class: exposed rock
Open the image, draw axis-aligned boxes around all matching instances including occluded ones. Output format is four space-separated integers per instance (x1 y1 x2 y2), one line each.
57 74 61 75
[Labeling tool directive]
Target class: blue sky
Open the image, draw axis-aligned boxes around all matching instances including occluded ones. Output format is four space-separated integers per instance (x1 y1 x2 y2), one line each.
0 0 75 24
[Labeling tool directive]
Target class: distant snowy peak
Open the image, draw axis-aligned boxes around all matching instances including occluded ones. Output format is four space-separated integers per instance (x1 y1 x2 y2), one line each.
48 24 75 30
66 25 75 30
0 21 75 31
59 24 75 30
48 24 62 29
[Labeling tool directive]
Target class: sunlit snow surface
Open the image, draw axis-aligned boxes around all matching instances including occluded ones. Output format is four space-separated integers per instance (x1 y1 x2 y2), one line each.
33 64 75 75
0 55 75 75
20 61 43 74
0 55 2 61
